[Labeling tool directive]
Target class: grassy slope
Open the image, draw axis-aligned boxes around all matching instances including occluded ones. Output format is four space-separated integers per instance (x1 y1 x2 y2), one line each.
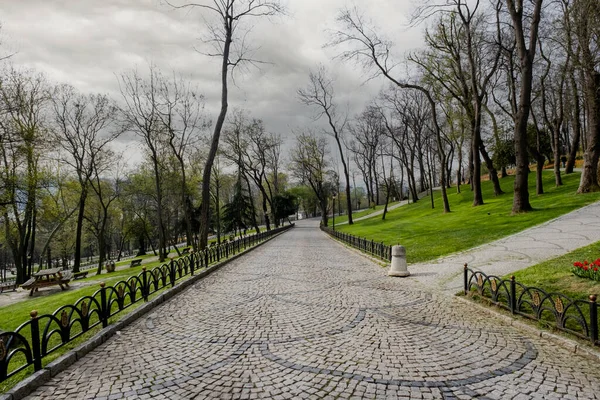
333 202 400 225
337 172 600 263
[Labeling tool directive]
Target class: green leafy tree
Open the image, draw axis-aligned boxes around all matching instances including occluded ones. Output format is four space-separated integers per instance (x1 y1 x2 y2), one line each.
272 192 297 223
222 177 254 236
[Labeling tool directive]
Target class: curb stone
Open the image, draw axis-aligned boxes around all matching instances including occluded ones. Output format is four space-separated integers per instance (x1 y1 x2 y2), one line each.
454 295 600 362
1 227 292 400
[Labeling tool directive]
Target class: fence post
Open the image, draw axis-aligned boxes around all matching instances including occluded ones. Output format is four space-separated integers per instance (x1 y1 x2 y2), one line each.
510 276 516 314
204 250 209 267
190 253 195 276
100 283 108 328
590 295 598 344
169 260 176 287
29 310 42 371
142 267 148 301
463 263 469 296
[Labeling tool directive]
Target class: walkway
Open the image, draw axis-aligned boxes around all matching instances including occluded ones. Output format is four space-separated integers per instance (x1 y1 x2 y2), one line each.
409 200 600 294
26 220 600 399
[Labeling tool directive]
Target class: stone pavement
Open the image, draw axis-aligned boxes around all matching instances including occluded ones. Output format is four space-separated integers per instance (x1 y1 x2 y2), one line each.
25 220 600 399
408 200 600 294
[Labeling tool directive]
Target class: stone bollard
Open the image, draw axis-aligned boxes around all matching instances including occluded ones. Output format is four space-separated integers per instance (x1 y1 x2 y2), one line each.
388 245 410 277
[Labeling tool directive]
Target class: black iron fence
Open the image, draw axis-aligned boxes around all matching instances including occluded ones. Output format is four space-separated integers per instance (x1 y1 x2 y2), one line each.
464 264 599 346
320 226 392 262
0 224 293 383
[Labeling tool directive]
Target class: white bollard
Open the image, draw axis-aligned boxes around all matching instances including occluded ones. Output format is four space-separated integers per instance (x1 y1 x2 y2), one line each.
388 245 410 277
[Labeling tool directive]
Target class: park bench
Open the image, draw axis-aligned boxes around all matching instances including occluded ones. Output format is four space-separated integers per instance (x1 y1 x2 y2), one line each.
181 247 190 255
0 281 17 293
130 259 142 268
73 271 89 280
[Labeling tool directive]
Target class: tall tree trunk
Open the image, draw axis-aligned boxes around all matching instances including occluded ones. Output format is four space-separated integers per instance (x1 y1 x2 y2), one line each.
578 72 600 193
480 143 503 196
73 187 88 273
152 160 167 261
508 0 542 213
553 125 563 186
200 25 232 249
536 154 545 195
472 129 484 205
244 175 260 234
320 197 328 226
566 74 582 173
97 211 108 275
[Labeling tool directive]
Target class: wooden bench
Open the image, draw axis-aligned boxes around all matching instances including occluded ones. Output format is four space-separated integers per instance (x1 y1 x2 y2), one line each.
73 271 88 280
0 281 17 293
130 259 142 268
181 247 190 255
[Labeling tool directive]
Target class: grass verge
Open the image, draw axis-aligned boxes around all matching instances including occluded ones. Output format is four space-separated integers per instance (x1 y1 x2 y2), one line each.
508 241 600 300
336 172 600 263
334 202 400 225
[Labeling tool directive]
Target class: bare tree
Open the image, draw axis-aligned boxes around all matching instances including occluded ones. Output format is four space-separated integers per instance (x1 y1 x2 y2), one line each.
51 84 124 272
289 131 332 226
155 73 207 250
88 152 124 274
504 0 544 212
118 66 169 262
168 0 284 249
298 66 354 224
409 2 504 203
331 7 451 213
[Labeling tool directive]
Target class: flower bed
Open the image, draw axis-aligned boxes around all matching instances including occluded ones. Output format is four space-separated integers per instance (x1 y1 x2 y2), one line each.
572 259 600 281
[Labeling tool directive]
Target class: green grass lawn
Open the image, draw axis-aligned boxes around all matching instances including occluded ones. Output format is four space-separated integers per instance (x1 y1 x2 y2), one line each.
0 258 173 332
334 201 400 225
336 172 600 263
509 241 600 300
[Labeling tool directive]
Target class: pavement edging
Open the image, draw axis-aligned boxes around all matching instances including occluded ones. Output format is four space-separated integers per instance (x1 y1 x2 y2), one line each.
1 226 293 400
455 295 600 363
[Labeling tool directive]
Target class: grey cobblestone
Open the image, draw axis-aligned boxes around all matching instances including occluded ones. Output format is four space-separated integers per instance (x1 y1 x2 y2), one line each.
24 220 600 399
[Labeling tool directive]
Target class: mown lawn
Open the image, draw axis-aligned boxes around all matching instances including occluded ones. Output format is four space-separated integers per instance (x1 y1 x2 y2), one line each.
0 257 172 332
334 201 400 225
336 172 600 263
509 241 600 300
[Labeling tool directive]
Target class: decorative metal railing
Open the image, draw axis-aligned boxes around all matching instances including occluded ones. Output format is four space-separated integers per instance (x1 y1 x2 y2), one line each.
0 224 293 383
320 226 392 262
464 264 599 346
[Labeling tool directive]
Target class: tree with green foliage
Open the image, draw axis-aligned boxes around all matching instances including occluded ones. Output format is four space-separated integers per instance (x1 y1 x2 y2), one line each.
272 192 297 224
222 175 255 237
0 67 49 283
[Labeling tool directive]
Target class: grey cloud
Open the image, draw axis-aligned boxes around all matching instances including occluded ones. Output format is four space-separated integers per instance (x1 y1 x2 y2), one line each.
0 0 423 163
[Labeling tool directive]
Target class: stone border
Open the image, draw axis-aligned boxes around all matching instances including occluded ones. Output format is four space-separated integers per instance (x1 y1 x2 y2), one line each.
0 227 293 400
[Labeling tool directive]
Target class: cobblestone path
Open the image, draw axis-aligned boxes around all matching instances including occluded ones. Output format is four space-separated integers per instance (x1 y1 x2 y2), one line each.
27 221 600 399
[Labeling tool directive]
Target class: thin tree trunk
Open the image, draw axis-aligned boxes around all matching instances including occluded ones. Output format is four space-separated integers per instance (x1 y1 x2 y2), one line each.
566 74 582 174
73 188 88 273
200 25 232 249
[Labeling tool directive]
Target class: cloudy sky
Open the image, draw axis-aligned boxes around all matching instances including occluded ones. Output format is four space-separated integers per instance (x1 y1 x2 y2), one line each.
0 0 424 166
